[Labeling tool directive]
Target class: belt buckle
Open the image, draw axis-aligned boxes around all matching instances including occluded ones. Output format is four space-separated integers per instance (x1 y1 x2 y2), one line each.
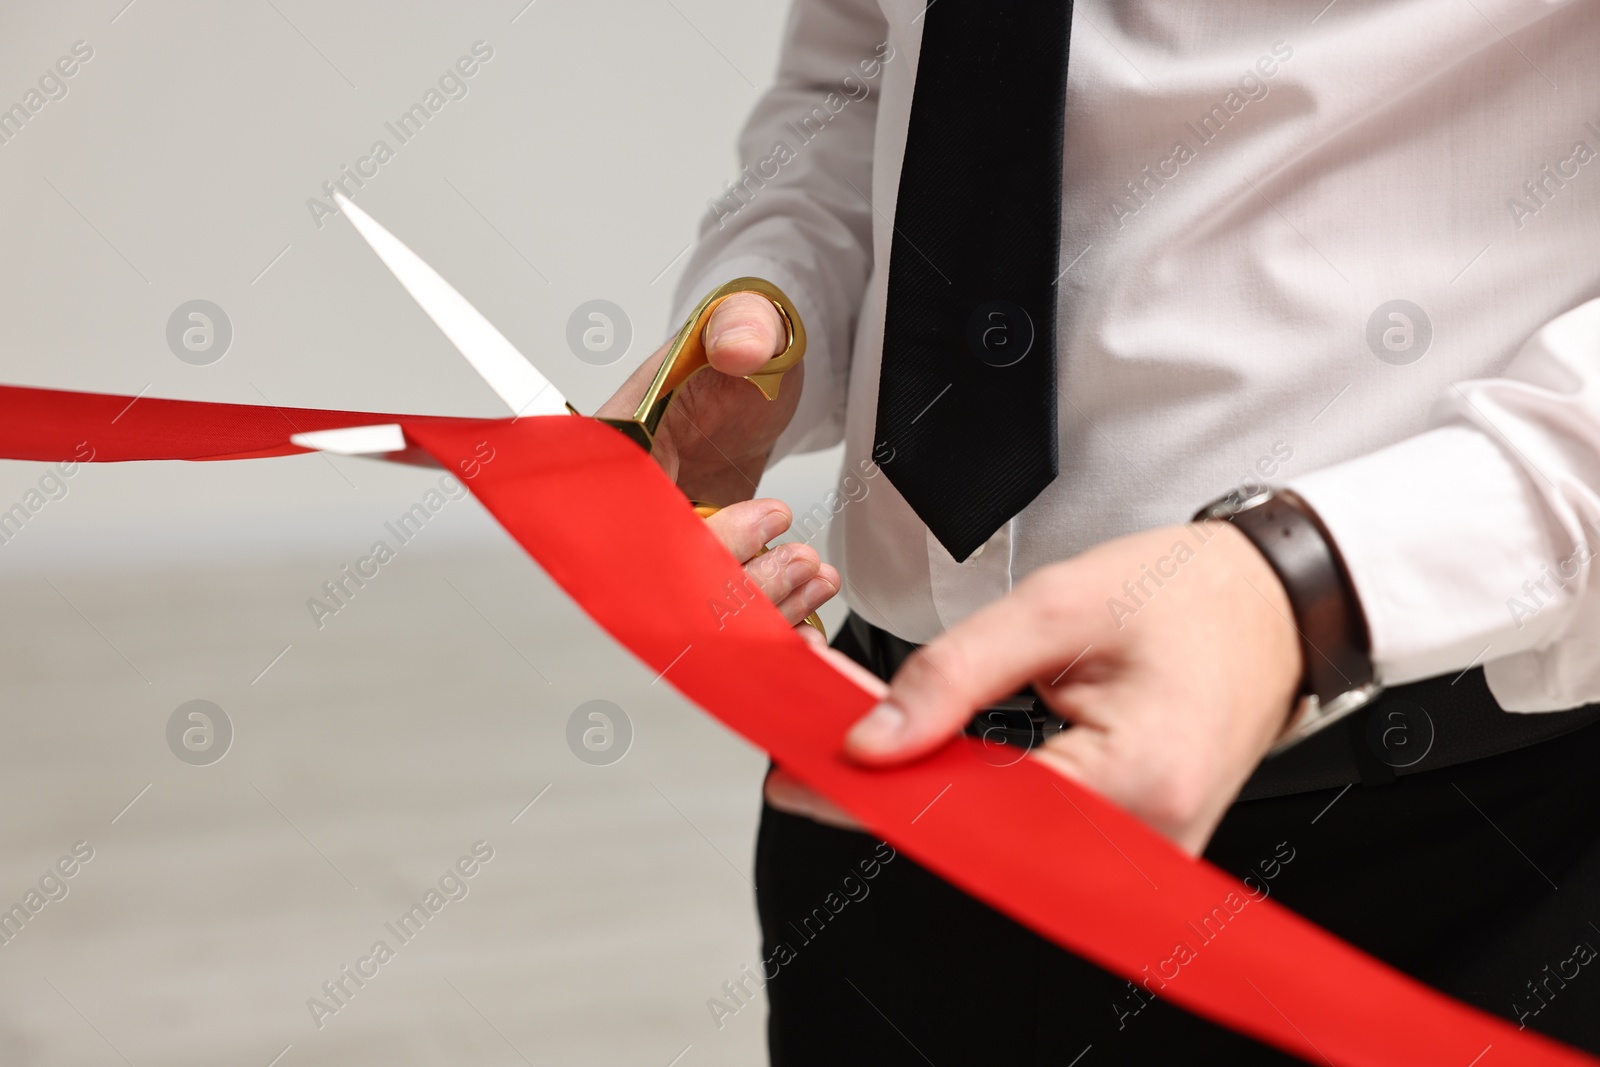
965 692 1065 751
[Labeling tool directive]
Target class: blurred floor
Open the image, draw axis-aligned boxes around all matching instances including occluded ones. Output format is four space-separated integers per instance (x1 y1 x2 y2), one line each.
0 541 787 1066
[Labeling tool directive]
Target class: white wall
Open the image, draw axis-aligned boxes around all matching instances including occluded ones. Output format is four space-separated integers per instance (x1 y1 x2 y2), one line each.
0 0 843 569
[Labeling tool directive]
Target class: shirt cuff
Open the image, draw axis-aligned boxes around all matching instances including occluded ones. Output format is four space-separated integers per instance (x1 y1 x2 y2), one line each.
1286 424 1570 690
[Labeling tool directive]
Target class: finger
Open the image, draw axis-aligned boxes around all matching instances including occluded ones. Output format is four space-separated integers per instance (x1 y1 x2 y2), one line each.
703 292 787 377
764 768 865 832
796 621 829 648
845 569 1099 765
772 564 838 627
1033 732 1213 856
593 337 670 421
743 542 824 619
810 635 890 697
702 498 792 564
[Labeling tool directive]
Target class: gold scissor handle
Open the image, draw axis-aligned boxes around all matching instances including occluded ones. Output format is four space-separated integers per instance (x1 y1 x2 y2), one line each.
597 277 806 452
693 501 826 639
596 278 818 635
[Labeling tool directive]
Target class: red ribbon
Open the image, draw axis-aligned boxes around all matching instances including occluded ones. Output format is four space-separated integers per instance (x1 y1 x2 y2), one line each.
0 383 490 464
3 383 1592 1066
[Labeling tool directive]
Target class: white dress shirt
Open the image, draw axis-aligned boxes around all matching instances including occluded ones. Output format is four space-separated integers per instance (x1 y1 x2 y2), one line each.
670 0 1600 713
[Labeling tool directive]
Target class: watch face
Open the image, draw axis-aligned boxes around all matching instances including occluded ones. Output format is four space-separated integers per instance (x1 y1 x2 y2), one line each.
1199 486 1274 521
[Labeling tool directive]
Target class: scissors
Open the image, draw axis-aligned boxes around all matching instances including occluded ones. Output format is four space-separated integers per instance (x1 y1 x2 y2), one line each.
296 193 823 635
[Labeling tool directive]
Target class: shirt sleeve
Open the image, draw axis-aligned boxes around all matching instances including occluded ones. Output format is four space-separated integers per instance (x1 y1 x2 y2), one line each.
667 0 886 461
1287 297 1600 712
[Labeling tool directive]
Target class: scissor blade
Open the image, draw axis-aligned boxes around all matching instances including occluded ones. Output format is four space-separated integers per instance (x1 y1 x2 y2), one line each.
333 192 568 419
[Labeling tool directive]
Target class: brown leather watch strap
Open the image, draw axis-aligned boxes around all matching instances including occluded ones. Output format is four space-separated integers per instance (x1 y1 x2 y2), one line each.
1211 488 1375 707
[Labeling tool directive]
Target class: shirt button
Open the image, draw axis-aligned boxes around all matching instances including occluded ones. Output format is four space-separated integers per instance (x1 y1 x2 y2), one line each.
970 543 985 559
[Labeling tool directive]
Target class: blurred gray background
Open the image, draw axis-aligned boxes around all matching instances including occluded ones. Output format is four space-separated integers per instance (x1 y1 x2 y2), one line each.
0 2 845 1064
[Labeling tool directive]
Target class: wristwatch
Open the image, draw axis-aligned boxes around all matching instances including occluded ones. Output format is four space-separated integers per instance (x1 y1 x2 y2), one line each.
1192 486 1383 754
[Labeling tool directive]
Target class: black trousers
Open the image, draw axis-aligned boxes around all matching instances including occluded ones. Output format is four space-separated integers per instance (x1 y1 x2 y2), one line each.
755 622 1600 1065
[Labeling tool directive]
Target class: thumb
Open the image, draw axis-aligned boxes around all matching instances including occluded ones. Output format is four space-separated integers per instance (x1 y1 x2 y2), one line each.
703 291 787 377
845 578 1097 765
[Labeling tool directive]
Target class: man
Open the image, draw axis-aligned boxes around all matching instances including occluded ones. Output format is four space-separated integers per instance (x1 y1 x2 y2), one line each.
604 1 1600 1061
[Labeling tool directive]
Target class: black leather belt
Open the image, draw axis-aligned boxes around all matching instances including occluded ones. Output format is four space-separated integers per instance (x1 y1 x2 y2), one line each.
841 613 1600 801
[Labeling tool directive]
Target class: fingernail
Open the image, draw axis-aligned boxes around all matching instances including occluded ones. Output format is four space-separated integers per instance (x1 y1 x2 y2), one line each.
801 576 834 606
785 558 816 586
711 325 757 351
760 510 788 541
847 702 905 751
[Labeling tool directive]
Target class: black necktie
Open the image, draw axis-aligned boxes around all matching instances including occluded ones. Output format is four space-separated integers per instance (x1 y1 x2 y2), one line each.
875 0 1072 562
